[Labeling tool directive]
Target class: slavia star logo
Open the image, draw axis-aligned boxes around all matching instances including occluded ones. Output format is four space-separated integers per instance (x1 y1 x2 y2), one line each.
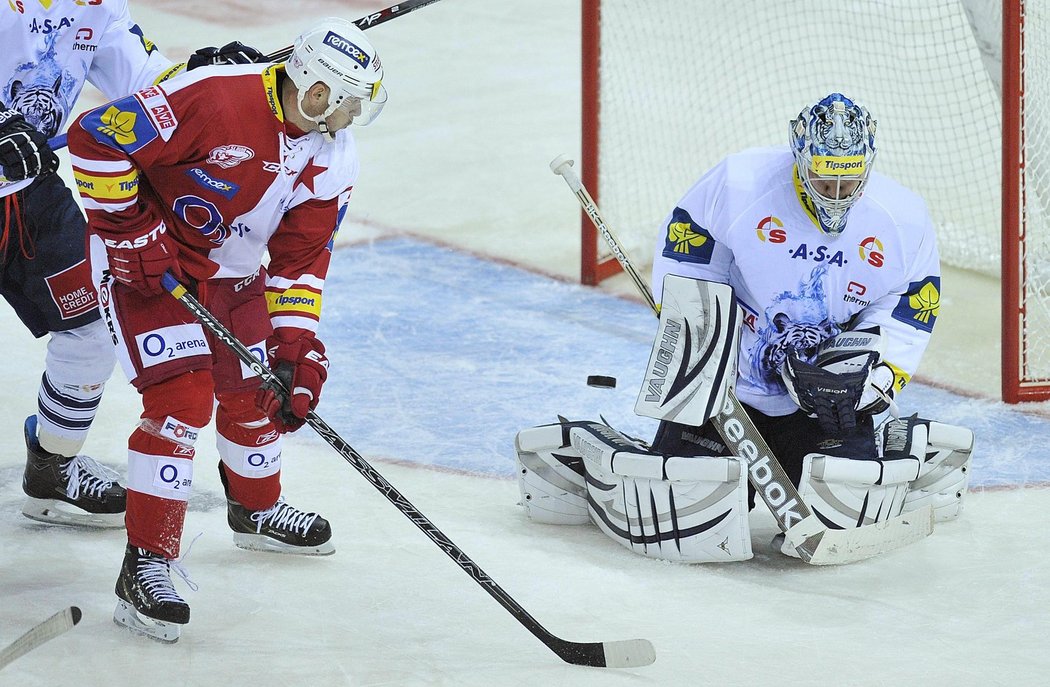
908 280 940 325
97 106 138 145
668 221 707 254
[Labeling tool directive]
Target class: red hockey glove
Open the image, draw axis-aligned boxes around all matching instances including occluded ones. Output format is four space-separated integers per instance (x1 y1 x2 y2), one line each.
256 330 329 433
95 217 179 296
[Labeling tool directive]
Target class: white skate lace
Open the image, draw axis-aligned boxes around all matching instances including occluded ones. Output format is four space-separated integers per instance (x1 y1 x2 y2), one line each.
63 455 120 501
137 533 201 601
250 497 319 535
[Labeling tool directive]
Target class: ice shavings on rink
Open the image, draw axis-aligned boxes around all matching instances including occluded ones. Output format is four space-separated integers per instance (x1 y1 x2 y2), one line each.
299 237 1050 488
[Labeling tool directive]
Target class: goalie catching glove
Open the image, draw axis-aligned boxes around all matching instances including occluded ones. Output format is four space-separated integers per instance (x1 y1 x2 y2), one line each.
256 330 329 433
781 326 897 434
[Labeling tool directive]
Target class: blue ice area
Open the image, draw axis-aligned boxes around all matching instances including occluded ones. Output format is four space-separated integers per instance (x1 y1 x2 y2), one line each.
302 237 1050 488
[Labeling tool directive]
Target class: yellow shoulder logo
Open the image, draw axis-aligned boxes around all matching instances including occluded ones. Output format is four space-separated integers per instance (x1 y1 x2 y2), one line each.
908 280 940 325
668 221 707 254
892 276 940 333
97 106 138 145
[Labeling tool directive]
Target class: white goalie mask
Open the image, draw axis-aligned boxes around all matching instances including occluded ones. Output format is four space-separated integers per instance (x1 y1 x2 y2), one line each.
286 17 387 137
789 93 877 236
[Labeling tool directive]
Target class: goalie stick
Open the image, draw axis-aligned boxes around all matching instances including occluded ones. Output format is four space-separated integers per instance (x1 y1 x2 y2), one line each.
550 154 933 565
158 272 655 669
46 0 446 151
0 606 82 671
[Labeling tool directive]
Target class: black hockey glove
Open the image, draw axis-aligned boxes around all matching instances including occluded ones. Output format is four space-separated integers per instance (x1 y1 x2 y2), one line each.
187 41 266 70
0 107 59 182
781 350 876 437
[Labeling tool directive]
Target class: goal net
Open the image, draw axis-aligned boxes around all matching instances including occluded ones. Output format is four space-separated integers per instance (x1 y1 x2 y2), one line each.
581 0 1050 402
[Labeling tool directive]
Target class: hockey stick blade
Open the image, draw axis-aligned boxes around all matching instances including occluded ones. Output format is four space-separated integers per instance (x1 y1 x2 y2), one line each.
549 636 656 669
787 505 935 566
0 606 82 670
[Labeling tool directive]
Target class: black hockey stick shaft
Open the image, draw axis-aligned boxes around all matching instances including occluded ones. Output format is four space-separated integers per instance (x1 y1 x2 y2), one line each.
46 0 445 151
549 155 824 561
158 272 654 668
263 0 446 62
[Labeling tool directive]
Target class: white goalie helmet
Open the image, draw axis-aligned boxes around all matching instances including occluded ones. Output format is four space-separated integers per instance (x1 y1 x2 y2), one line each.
286 17 387 132
789 92 877 236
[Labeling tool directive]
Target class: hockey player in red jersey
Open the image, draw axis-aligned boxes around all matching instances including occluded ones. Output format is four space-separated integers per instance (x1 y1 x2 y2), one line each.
67 17 386 642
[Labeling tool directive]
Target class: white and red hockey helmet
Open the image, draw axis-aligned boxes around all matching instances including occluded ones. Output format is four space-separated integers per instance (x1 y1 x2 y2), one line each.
286 17 387 128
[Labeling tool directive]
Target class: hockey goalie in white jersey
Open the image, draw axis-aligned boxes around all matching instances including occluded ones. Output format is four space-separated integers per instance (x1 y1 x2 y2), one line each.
516 93 974 563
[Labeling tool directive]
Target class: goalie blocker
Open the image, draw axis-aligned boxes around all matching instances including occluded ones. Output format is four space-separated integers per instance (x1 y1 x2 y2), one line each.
515 420 752 563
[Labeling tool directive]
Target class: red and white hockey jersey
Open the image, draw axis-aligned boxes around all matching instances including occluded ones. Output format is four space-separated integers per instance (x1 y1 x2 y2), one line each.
68 64 358 334
1 0 180 197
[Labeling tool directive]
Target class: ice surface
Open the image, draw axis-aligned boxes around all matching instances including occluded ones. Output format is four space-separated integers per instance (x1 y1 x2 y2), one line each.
2 2 1048 686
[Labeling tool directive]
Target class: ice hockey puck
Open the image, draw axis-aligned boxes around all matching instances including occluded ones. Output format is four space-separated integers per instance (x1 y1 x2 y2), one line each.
587 375 617 388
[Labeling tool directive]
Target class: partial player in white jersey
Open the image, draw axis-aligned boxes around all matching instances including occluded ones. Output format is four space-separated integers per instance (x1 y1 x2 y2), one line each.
516 93 974 563
0 1 262 528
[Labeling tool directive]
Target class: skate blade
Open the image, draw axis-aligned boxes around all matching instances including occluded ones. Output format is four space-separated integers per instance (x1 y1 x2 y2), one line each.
22 497 125 529
232 532 335 556
113 599 183 643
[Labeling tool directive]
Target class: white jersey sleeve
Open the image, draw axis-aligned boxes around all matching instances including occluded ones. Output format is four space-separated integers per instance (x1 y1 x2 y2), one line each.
843 178 941 395
86 1 180 100
650 158 734 304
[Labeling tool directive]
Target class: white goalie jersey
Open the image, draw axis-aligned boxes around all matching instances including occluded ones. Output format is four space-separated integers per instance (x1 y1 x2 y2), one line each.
650 147 941 417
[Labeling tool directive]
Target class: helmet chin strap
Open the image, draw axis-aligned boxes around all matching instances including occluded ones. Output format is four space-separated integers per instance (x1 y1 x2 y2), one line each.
296 90 340 142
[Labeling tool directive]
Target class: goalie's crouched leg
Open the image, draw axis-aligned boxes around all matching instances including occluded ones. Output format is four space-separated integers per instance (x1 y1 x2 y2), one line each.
515 420 752 562
776 415 975 558
878 416 975 522
515 421 590 525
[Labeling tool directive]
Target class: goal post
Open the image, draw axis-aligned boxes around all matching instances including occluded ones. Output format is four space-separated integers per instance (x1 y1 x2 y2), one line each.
580 0 1050 403
1003 0 1050 402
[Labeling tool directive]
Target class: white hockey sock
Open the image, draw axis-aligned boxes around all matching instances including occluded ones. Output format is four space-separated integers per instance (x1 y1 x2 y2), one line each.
37 320 116 457
37 372 105 457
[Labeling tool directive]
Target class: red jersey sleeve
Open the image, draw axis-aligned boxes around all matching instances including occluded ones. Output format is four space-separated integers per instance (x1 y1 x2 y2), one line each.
264 193 347 335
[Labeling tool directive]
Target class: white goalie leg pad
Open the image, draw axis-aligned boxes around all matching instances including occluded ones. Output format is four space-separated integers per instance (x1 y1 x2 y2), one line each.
569 423 752 563
778 451 921 558
902 421 974 522
635 275 740 427
514 422 590 525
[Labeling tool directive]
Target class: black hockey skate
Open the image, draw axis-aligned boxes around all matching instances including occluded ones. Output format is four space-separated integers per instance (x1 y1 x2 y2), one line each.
220 463 334 555
113 543 192 643
22 415 126 528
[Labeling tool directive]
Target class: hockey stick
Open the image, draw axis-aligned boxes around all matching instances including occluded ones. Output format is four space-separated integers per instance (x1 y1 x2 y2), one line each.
45 0 446 152
261 0 446 63
550 154 934 565
157 272 654 668
0 606 82 671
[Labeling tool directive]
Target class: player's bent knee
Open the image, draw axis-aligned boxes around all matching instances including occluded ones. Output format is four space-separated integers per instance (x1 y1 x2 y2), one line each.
569 422 752 563
216 389 268 426
140 372 215 446
46 319 117 385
